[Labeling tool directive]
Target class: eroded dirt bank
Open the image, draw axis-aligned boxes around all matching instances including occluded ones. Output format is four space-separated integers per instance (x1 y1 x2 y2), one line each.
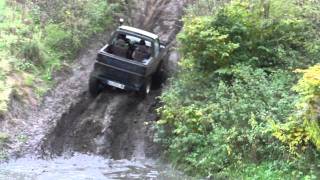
1 0 188 160
0 33 111 158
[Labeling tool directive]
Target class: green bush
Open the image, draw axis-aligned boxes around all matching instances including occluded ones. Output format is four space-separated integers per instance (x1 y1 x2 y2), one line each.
0 132 9 160
271 65 320 153
185 0 229 16
178 0 318 71
157 66 297 176
157 0 320 178
0 132 9 145
38 0 113 54
178 17 239 71
0 0 5 16
217 160 319 179
0 0 116 112
20 40 43 66
44 24 73 56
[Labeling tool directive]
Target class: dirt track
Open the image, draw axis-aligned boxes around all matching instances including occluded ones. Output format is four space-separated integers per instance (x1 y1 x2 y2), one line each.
41 88 163 158
0 0 187 160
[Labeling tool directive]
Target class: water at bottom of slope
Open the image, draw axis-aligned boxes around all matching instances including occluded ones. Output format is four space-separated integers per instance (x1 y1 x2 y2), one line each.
0 153 189 180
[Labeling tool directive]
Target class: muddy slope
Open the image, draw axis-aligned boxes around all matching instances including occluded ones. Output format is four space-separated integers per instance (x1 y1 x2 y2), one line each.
11 0 188 160
41 90 162 159
0 33 111 158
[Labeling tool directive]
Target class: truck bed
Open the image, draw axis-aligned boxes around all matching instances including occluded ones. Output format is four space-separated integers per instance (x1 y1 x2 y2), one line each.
93 50 149 91
96 52 146 76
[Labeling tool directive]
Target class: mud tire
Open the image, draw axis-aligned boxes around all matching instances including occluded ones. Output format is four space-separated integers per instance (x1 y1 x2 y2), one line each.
138 78 152 98
89 74 103 97
152 62 166 89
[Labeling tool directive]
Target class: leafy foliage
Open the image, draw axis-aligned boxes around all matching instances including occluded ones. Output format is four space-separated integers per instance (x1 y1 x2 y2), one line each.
0 0 116 113
271 64 320 153
179 0 318 71
178 17 239 71
157 0 320 178
157 66 298 176
0 132 9 160
185 0 229 16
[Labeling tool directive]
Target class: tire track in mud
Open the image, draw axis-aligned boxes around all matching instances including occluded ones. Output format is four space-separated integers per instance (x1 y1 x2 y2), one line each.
13 0 187 160
41 88 163 160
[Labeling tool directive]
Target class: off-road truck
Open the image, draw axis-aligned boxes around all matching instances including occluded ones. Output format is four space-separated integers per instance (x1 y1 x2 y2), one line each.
89 26 166 97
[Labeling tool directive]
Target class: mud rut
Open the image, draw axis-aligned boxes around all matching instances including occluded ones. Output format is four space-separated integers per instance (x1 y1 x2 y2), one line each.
9 0 188 160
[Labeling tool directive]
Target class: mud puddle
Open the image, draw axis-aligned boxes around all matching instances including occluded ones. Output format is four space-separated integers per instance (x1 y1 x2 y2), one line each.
0 153 189 180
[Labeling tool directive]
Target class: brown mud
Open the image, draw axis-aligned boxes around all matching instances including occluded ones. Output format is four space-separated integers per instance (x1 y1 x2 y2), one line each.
0 0 189 161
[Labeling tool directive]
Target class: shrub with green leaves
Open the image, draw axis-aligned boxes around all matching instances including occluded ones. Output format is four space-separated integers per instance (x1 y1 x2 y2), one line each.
178 0 318 71
44 24 72 53
157 0 320 178
0 0 116 113
178 17 239 71
271 64 320 154
157 66 297 176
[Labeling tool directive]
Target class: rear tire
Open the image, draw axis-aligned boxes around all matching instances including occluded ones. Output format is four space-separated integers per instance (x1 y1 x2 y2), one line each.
89 74 103 97
139 78 152 98
152 62 166 89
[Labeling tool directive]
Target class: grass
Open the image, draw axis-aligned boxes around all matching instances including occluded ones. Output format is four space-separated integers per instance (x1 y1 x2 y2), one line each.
0 2 18 113
0 0 7 111
0 132 9 160
0 0 5 13
0 0 114 114
0 132 9 144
